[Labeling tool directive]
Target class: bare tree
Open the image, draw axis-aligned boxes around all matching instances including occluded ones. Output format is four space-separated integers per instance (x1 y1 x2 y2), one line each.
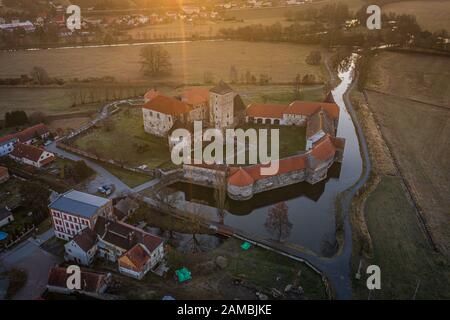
214 170 227 224
265 202 293 242
30 66 50 85
140 44 172 75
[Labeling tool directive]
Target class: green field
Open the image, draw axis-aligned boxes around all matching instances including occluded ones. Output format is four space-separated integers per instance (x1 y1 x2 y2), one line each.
352 176 450 299
383 0 450 32
0 41 325 84
74 107 171 168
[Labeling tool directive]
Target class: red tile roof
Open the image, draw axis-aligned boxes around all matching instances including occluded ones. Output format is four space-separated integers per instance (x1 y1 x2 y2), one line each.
228 167 254 186
10 142 48 162
143 94 191 116
310 135 336 161
182 87 210 106
286 101 340 119
0 134 17 145
228 154 309 186
246 103 287 118
118 244 151 273
48 267 108 293
144 89 160 102
15 123 49 143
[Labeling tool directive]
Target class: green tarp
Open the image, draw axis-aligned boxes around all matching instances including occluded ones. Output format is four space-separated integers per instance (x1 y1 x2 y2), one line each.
241 242 251 250
175 267 192 283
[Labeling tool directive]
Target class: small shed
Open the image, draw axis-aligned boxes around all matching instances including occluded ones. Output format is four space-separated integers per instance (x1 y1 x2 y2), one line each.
175 267 192 283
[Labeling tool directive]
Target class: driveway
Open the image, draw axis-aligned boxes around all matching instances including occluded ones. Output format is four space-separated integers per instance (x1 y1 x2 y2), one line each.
45 142 131 197
0 229 62 300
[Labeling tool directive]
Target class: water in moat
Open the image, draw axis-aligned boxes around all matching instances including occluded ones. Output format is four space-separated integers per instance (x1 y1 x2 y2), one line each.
172 60 362 257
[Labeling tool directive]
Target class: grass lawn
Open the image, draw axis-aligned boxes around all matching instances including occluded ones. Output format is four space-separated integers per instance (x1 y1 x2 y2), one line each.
95 161 152 188
238 123 306 159
383 0 450 32
352 176 450 299
222 238 327 299
74 107 172 169
0 87 101 119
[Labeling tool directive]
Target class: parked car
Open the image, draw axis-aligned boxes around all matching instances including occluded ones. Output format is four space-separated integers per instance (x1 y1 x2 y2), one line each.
98 184 114 195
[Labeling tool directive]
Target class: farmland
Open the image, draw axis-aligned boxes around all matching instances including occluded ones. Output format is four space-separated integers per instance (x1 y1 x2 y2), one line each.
352 176 450 299
366 51 450 107
383 0 450 32
0 41 325 84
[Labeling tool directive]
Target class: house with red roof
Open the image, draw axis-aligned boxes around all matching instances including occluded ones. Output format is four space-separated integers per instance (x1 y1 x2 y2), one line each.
245 101 340 128
9 142 55 168
0 134 17 156
14 123 50 144
94 216 165 280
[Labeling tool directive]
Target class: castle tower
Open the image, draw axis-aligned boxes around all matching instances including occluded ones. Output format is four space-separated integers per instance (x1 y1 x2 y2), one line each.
209 81 235 130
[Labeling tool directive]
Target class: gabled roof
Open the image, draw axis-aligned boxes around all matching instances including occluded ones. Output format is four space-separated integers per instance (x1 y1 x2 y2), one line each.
142 94 191 116
94 216 163 253
15 123 49 143
71 227 97 252
181 87 210 106
210 81 233 95
306 108 335 139
118 244 151 272
144 89 160 102
49 190 110 218
285 101 340 119
10 142 47 162
0 134 17 146
309 135 336 163
48 267 108 293
246 103 287 118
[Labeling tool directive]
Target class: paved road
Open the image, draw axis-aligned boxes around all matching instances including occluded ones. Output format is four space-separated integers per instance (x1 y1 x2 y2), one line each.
46 142 131 196
0 229 62 300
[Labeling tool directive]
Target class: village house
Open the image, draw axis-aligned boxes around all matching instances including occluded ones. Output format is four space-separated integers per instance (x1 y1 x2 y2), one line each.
245 101 339 128
94 216 165 280
0 207 13 228
0 166 9 184
47 266 111 298
64 227 98 266
0 135 17 156
113 196 139 221
14 123 50 144
49 190 113 241
9 142 55 168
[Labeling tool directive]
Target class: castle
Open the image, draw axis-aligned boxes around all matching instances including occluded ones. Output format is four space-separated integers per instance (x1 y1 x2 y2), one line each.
142 82 345 201
142 81 238 138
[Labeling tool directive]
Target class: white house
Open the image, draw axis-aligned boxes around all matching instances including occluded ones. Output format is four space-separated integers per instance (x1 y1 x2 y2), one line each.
64 227 98 266
94 216 165 280
0 135 17 156
49 190 113 241
47 267 111 298
142 95 190 137
0 207 13 228
9 142 55 168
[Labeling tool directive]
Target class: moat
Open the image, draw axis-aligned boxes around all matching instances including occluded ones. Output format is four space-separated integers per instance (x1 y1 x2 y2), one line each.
173 61 362 257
